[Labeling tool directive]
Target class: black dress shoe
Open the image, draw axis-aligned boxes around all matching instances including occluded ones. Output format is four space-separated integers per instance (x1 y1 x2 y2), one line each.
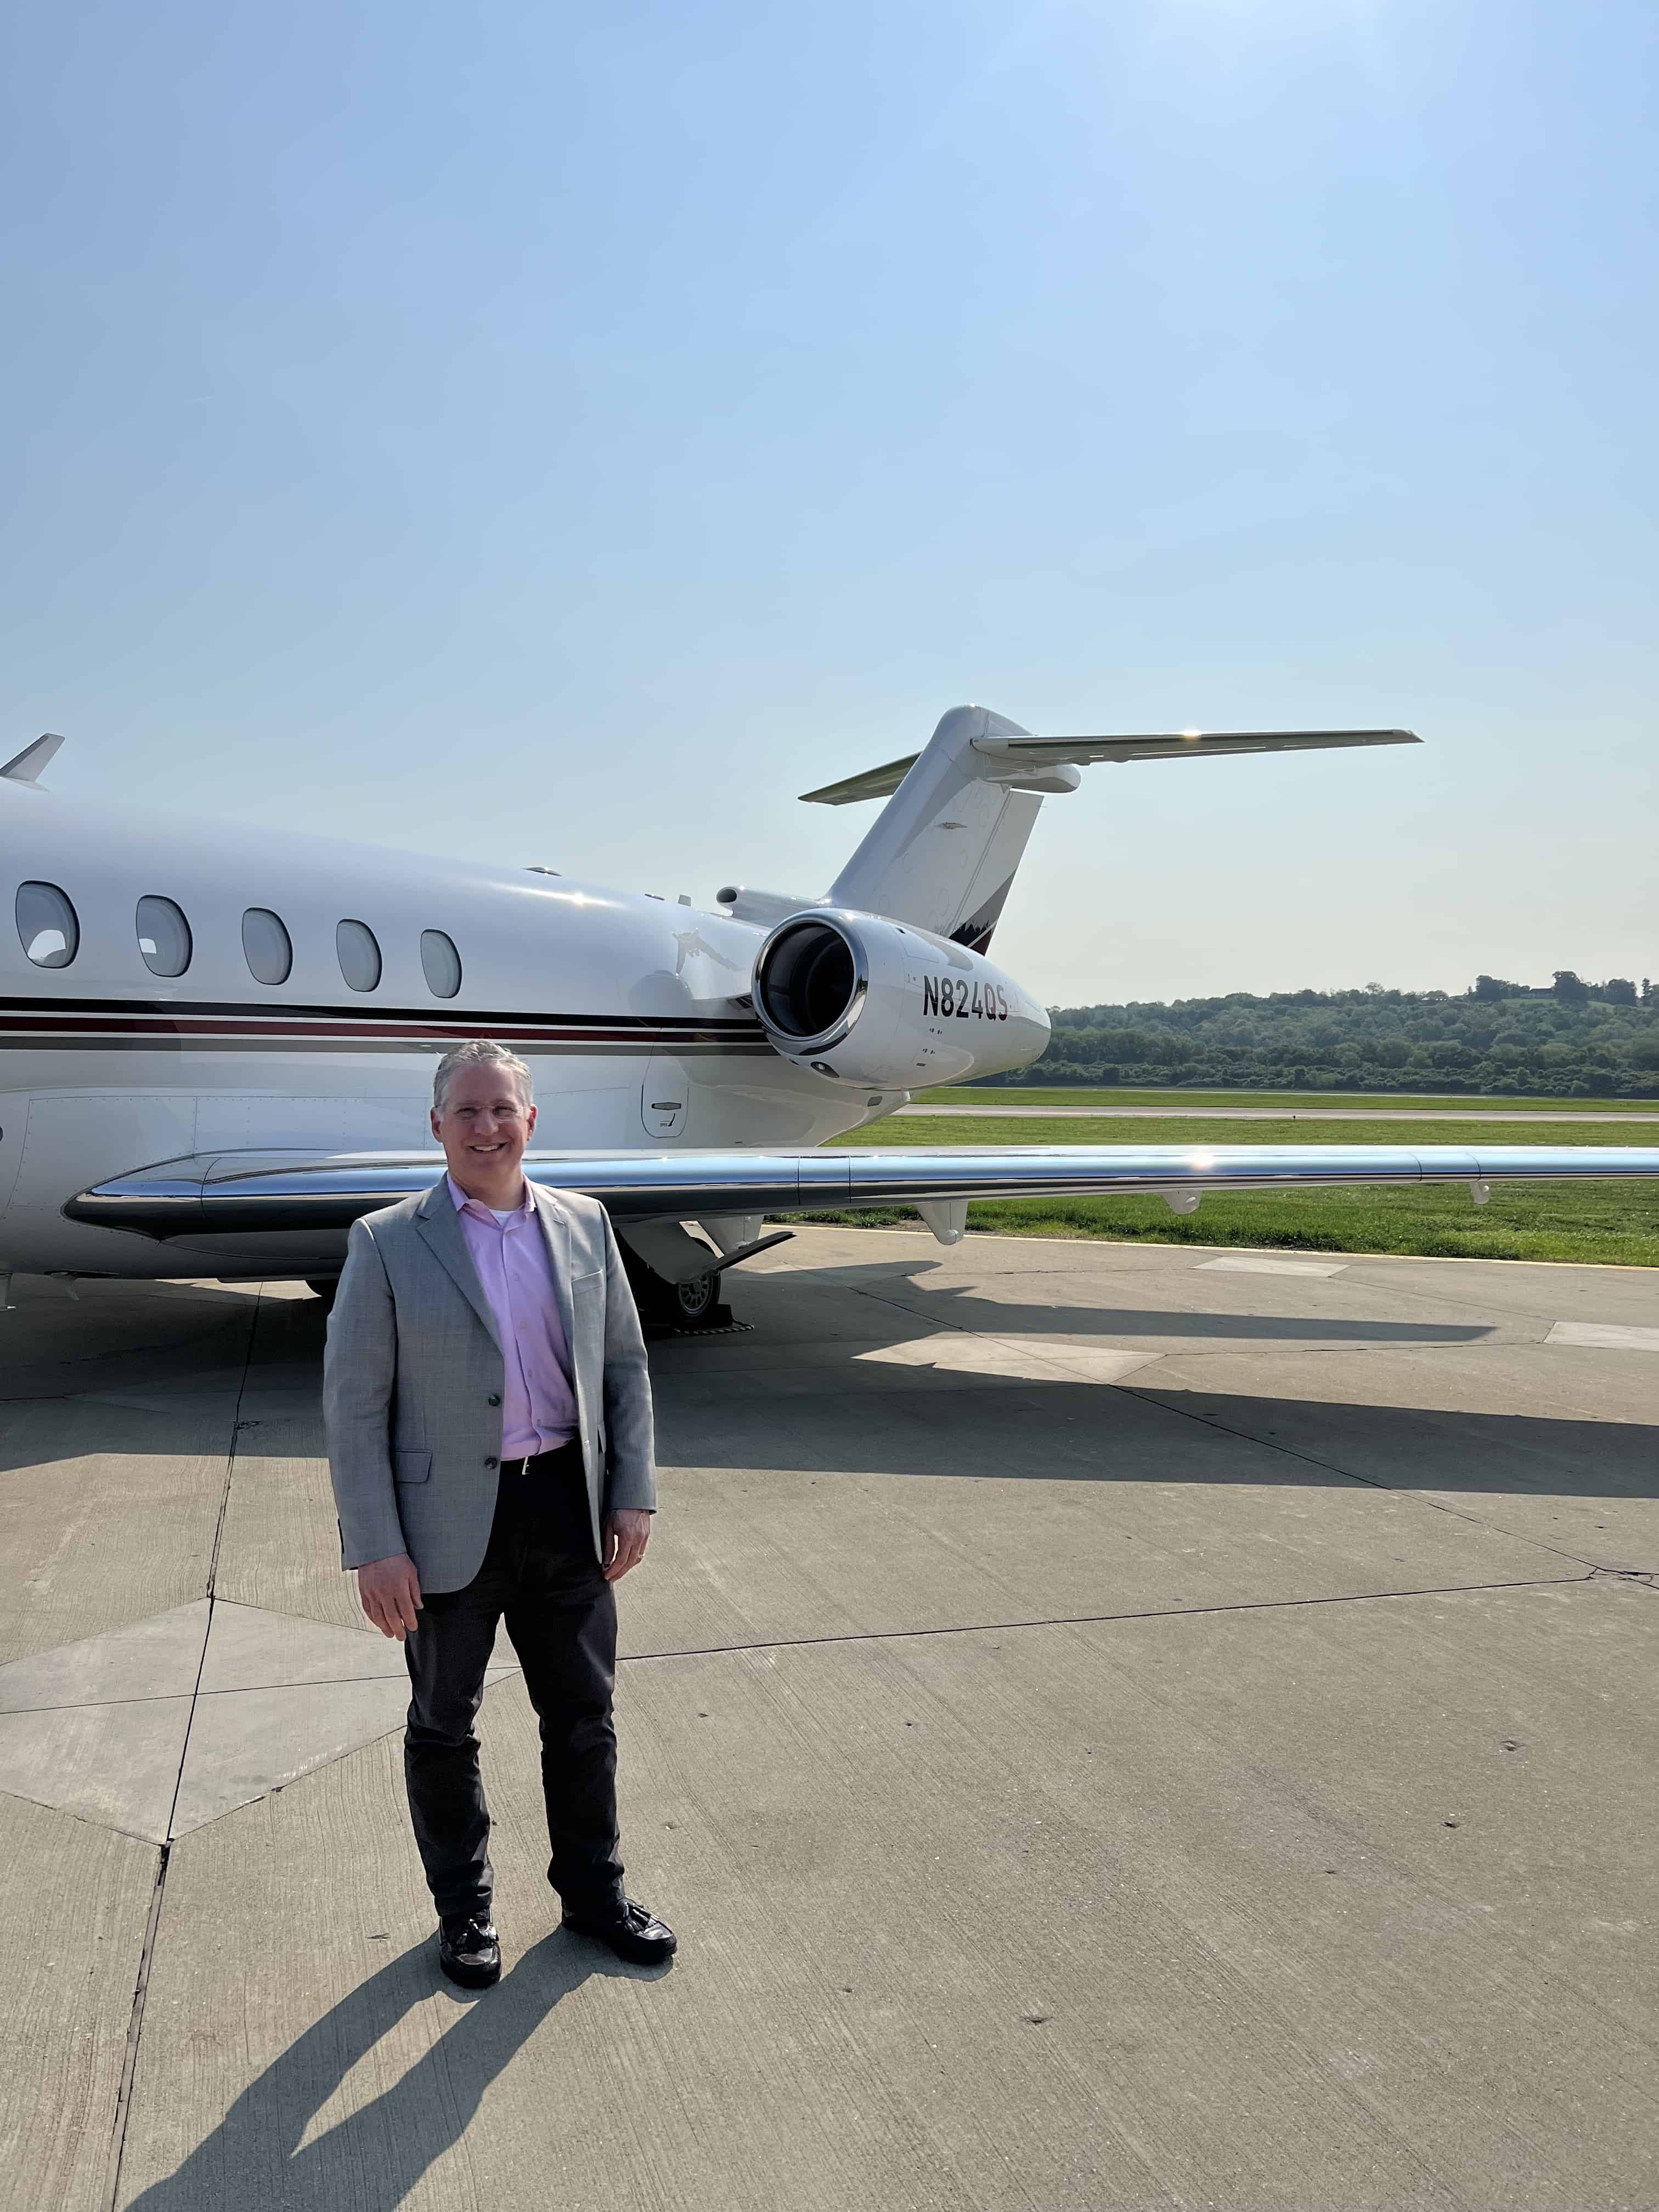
438 1916 501 1989
562 1895 677 1965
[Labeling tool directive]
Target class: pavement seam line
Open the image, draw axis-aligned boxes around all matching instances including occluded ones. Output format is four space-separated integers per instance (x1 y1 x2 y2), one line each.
101 1281 262 2212
156 1294 256 1844
0 1674 425 1717
845 1277 1622 1577
10 1555 1629 1711
614 1570 1598 1666
100 1843 168 2212
1116 1379 1641 1577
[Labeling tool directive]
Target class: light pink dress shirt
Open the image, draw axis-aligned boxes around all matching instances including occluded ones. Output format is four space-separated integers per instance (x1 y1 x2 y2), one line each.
448 1175 577 1457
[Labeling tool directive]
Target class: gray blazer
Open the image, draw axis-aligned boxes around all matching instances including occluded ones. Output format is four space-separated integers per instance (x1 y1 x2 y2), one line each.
323 1177 655 1592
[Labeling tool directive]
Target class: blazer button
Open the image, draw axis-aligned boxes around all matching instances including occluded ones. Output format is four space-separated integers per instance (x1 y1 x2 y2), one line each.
487 1393 501 1407
484 1455 498 1470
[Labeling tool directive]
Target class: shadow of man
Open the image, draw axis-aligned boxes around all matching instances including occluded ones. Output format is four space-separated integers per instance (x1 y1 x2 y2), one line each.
122 1929 667 2209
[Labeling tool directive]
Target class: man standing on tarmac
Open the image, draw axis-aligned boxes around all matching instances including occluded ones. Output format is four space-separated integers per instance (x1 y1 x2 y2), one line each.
323 1036 674 1987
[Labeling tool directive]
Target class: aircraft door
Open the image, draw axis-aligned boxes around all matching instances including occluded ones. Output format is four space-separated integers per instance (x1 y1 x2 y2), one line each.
640 1057 688 1139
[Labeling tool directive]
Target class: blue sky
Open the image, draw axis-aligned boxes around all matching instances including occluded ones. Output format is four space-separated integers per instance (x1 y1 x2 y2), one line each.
3 0 1655 1003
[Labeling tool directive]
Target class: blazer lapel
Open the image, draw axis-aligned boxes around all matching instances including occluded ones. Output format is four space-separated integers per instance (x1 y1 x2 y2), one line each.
529 1185 576 1357
413 1178 501 1350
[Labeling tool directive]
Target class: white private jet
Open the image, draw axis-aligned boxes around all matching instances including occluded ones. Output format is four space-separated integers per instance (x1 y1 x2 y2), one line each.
3 706 1655 1323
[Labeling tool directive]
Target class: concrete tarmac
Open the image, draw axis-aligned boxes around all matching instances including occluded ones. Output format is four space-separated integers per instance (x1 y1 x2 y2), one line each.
1 1229 1655 2210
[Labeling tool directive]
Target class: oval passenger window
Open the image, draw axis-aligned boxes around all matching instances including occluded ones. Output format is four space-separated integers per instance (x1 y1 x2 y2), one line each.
420 928 461 999
242 907 293 986
336 918 382 992
136 895 192 978
16 881 79 969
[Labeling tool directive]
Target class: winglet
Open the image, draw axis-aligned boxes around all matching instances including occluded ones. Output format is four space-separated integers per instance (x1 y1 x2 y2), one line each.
1 733 66 786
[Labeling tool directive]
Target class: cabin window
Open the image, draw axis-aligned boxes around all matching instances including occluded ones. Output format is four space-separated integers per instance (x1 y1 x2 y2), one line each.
16 881 78 968
242 907 293 986
136 895 191 978
336 918 382 993
420 928 461 998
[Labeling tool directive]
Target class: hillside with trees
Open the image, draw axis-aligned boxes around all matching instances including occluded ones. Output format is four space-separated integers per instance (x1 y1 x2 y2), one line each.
993 973 1659 1096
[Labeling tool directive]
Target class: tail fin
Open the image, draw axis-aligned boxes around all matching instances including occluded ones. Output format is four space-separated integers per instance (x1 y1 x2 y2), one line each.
809 707 1054 951
804 709 1418 949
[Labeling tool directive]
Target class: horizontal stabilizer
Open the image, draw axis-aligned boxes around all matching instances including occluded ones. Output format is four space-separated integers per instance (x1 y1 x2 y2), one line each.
803 728 1417 804
1 733 66 786
800 755 927 806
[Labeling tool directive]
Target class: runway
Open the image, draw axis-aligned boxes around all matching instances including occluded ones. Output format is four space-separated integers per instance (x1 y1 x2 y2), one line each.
899 1101 1659 1121
2 1227 1655 2210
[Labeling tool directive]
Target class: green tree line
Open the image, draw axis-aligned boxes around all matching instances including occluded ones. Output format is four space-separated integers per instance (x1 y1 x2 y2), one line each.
988 972 1659 1096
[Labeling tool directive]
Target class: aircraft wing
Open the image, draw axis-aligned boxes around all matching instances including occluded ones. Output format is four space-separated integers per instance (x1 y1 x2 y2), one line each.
67 1141 1659 1239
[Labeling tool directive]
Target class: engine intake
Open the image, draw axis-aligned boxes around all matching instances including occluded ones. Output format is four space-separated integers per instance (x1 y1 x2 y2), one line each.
752 908 1048 1088
753 916 866 1051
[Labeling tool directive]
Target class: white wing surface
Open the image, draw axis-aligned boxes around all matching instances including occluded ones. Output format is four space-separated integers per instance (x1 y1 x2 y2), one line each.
68 1141 1659 1239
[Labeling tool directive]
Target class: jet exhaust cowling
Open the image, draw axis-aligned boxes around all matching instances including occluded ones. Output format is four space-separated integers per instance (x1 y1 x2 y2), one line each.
752 907 1049 1087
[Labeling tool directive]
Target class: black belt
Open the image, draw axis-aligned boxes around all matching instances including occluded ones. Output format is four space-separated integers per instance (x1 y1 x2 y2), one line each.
500 1439 580 1479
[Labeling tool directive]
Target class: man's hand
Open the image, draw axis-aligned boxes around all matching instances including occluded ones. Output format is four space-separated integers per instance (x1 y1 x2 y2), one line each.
358 1551 422 1639
603 1509 652 1583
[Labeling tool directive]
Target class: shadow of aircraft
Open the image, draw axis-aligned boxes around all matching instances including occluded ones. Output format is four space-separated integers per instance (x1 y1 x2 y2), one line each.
0 1276 333 1404
121 1929 666 2210
720 1255 1499 1344
652 1379 1659 1502
8 1259 1645 1519
1133 1386 1659 1502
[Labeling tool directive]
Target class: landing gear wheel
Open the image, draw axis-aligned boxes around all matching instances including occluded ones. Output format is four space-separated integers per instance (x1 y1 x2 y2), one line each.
668 1270 718 1325
619 1242 736 1334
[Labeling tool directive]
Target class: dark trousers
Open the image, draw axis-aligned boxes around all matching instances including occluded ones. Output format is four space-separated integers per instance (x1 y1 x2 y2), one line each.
402 1441 624 1926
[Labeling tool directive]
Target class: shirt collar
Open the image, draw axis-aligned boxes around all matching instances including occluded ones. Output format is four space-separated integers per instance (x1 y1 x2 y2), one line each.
447 1172 533 1222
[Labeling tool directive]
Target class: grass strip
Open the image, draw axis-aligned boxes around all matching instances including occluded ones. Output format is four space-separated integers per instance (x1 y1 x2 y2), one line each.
779 1113 1659 1266
854 1114 1651 1149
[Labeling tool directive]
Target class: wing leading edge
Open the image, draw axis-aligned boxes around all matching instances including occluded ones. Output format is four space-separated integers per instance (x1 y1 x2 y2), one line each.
67 1141 1659 1239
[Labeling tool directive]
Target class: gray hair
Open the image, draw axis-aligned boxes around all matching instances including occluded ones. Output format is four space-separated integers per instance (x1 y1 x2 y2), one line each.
432 1039 534 1114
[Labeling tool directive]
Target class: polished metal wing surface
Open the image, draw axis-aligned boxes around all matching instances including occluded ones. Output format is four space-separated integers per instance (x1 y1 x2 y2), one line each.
67 1141 1659 1238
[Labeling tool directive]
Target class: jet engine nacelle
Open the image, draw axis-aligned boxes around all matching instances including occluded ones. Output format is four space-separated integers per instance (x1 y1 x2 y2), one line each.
751 907 1051 1087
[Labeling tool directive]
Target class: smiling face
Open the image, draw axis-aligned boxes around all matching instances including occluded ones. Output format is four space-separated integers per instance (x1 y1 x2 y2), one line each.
431 1062 538 1201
